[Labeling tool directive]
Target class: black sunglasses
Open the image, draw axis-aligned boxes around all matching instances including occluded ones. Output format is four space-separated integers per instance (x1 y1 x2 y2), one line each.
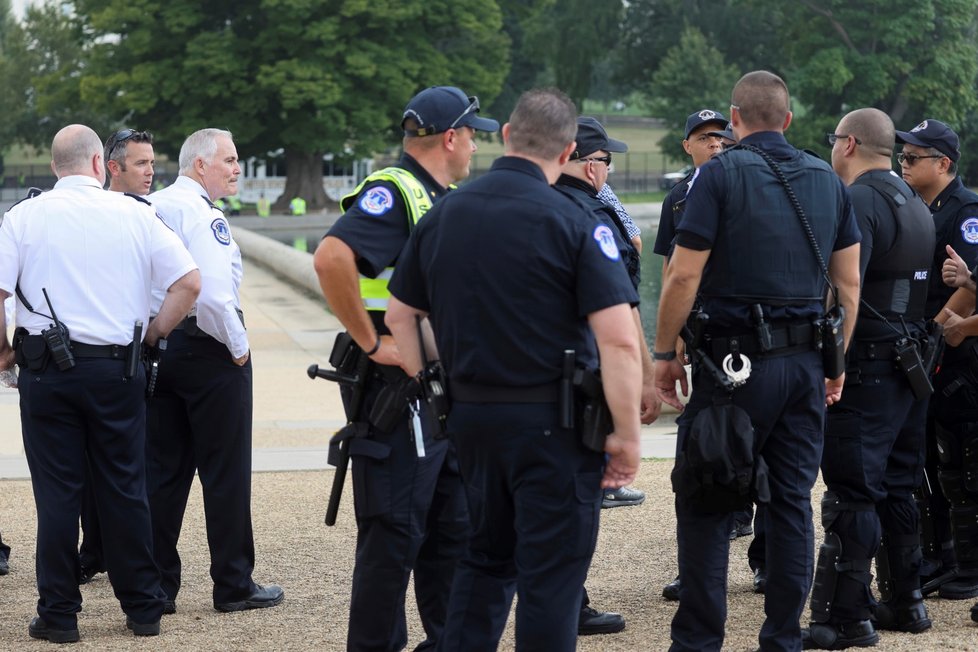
106 129 151 157
578 154 612 165
449 96 481 130
896 152 945 165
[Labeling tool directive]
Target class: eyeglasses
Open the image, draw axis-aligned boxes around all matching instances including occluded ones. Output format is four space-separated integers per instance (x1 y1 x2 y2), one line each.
826 133 862 147
449 96 481 130
896 152 945 166
106 129 151 158
578 154 612 166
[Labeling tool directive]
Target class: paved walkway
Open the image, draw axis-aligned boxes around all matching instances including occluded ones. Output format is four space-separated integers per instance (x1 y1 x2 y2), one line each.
0 236 679 480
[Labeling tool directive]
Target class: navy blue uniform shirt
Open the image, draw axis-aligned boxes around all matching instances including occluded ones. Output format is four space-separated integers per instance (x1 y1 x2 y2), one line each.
653 172 693 257
676 131 861 327
389 156 639 387
326 154 447 333
927 175 978 317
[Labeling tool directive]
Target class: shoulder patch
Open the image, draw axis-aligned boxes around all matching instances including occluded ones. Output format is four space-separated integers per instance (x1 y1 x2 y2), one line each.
593 224 620 260
961 217 978 245
359 186 394 216
211 218 232 246
124 192 152 205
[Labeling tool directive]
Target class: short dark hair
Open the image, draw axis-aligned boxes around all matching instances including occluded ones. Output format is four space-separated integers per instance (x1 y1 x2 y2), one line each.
731 71 790 131
104 129 154 171
839 108 895 157
506 88 577 160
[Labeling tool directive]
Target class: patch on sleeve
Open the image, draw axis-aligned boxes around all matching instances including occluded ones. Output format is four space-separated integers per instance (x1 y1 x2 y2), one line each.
359 187 394 216
593 224 620 260
961 217 978 244
211 218 232 246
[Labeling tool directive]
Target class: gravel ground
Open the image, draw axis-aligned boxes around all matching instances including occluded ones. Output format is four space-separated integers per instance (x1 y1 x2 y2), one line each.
2 462 977 651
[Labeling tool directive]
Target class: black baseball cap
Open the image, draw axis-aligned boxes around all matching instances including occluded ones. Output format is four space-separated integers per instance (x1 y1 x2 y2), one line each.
895 119 960 162
402 86 499 136
685 109 728 139
572 117 629 159
707 122 735 142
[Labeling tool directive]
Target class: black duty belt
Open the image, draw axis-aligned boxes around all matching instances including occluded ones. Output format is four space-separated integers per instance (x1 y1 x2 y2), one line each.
852 341 898 361
451 381 559 403
70 341 128 359
707 321 816 360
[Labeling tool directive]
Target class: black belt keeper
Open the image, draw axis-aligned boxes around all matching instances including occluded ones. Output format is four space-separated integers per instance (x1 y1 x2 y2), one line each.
70 341 128 360
451 382 559 404
707 321 816 361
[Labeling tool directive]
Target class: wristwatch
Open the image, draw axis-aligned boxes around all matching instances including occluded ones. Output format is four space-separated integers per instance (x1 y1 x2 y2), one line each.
652 350 678 361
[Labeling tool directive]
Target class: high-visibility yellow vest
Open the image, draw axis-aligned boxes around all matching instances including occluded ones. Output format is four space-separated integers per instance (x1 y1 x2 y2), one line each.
341 167 432 312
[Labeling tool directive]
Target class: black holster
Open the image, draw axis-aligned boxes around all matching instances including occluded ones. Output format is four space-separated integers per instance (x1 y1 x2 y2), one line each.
573 367 612 453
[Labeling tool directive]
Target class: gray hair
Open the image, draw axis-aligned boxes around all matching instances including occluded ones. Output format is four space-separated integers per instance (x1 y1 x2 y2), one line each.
178 128 233 174
506 88 578 160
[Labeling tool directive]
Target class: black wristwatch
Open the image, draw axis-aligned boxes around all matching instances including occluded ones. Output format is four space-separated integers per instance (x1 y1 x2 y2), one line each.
652 350 678 361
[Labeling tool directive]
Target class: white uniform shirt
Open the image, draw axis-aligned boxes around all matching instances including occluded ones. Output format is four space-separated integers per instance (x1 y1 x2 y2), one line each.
149 176 248 358
0 175 197 345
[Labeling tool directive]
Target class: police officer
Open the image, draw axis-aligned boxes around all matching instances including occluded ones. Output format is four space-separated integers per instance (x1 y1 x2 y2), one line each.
313 86 497 651
147 128 284 614
77 127 159 586
897 118 978 600
654 71 861 651
802 108 936 648
386 87 642 652
0 529 9 575
555 116 658 636
0 124 200 642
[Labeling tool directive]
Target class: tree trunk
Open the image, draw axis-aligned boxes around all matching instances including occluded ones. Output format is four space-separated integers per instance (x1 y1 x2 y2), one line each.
274 148 332 212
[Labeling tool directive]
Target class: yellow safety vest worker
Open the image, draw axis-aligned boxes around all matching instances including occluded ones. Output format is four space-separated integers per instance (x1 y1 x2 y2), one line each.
341 167 432 312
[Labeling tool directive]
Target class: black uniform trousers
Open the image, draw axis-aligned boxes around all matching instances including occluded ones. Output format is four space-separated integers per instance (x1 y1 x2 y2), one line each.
19 359 165 630
344 370 468 652
819 363 927 620
671 350 824 652
438 401 604 652
79 462 104 572
146 329 256 605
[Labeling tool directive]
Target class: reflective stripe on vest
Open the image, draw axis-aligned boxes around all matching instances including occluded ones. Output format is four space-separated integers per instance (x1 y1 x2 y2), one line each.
341 168 432 311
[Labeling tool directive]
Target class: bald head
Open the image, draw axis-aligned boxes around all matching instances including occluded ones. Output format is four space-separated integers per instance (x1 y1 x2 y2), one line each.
731 71 790 132
837 108 895 157
51 124 104 180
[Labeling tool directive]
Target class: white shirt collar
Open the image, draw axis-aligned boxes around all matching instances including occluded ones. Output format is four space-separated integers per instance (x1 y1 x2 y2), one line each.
53 175 104 190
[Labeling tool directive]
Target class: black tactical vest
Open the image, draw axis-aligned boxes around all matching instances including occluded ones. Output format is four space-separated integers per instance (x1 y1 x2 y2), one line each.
699 147 843 305
853 174 934 325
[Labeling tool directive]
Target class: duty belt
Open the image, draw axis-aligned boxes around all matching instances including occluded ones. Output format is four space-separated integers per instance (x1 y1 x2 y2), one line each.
851 341 898 361
70 340 127 359
706 321 816 362
451 381 559 403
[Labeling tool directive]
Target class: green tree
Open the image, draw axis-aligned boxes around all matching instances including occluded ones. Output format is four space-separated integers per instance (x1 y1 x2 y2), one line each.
644 26 740 163
524 0 623 109
0 2 108 158
75 0 510 210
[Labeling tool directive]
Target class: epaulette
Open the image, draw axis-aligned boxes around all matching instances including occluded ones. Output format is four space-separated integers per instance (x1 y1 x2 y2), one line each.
802 148 823 160
7 187 43 210
124 192 152 205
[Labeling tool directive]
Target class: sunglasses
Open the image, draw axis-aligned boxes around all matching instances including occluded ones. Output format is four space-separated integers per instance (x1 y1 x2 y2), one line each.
449 96 481 130
106 129 151 157
896 152 945 166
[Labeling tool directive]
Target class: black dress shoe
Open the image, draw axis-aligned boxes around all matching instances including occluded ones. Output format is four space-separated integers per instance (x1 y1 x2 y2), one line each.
578 605 625 635
753 567 767 594
801 620 878 650
662 576 680 601
215 583 284 612
971 601 978 623
728 521 754 540
163 599 176 615
125 616 161 637
79 565 104 585
873 592 931 633
28 616 80 644
0 553 8 576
